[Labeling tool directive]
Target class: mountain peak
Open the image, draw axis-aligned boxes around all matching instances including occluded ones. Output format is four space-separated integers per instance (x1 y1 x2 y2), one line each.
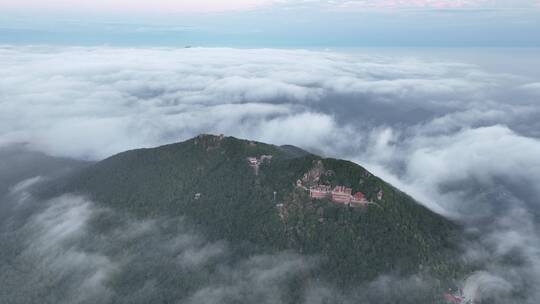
53 136 462 285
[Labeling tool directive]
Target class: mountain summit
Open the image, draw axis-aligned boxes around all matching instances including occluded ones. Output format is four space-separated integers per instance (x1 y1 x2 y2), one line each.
52 134 462 285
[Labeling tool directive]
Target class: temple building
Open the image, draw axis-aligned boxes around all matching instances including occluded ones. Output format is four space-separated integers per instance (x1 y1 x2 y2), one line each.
331 186 353 204
309 184 367 207
309 185 331 199
247 155 273 175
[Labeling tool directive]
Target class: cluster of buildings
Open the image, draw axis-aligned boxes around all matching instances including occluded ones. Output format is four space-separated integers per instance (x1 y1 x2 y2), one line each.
247 155 273 175
306 183 384 207
247 155 272 166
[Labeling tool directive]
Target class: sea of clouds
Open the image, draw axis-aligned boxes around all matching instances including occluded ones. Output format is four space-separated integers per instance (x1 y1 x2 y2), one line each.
1 46 539 303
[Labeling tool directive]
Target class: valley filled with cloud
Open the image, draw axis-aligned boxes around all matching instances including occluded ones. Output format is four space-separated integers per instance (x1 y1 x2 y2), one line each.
1 46 540 303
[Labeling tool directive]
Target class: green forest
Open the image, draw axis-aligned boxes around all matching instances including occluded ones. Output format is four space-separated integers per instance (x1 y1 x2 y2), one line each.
46 134 468 302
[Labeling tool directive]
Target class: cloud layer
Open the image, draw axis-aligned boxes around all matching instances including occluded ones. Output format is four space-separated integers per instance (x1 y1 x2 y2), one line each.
1 46 540 302
2 46 537 158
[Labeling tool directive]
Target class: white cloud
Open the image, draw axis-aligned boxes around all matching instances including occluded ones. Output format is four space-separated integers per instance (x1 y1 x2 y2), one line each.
0 46 513 160
2 45 540 303
521 82 540 94
8 176 43 203
407 126 540 187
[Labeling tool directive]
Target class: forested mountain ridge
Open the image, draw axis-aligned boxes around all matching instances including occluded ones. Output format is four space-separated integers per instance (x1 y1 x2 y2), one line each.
48 134 464 287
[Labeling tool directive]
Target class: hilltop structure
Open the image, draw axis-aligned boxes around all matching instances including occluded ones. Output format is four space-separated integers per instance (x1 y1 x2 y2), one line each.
309 184 368 207
247 155 273 175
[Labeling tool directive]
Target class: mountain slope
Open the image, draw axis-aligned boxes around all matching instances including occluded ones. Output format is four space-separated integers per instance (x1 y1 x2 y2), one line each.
51 134 463 285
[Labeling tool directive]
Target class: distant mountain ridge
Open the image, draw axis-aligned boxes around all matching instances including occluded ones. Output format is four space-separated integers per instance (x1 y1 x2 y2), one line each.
46 134 464 289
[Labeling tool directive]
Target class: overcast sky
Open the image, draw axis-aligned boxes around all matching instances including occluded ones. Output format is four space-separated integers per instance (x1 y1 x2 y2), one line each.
1 0 540 47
